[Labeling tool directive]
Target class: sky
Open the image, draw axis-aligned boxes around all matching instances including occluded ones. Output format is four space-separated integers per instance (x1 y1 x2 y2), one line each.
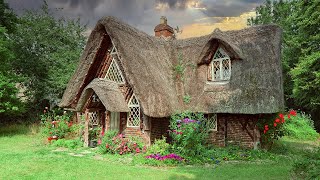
6 0 264 39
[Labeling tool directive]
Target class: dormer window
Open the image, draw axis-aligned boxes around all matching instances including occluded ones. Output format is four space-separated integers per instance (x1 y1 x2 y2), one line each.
208 47 231 81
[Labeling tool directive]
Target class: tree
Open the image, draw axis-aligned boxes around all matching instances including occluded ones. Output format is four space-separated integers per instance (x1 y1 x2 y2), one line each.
248 0 320 129
0 26 25 117
0 0 17 33
11 2 86 110
0 1 24 118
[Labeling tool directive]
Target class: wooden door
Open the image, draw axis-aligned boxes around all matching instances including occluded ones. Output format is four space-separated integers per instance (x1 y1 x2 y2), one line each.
110 112 120 132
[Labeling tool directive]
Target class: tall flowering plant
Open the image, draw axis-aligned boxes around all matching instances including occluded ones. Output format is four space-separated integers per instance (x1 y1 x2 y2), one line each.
260 110 297 149
169 111 209 157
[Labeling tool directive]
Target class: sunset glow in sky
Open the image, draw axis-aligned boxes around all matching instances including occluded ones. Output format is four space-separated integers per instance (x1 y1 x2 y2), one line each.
7 0 263 39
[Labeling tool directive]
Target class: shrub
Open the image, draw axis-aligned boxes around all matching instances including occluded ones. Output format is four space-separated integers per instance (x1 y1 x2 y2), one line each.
258 110 298 149
146 136 171 155
283 112 319 140
40 109 77 139
98 131 146 155
292 147 320 179
169 111 209 158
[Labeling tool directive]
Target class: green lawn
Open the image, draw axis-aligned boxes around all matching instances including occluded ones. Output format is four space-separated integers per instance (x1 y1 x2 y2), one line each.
0 125 317 180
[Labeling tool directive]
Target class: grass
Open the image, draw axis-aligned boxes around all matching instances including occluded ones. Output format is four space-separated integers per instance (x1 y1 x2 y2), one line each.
0 125 318 180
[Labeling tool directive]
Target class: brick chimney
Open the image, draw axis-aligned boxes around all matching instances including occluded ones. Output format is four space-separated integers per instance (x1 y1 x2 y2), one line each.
154 16 174 38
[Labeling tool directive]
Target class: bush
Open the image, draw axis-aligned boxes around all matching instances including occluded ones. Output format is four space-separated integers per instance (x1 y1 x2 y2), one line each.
169 111 209 158
283 112 319 140
146 136 171 155
292 147 320 179
40 109 78 139
258 110 298 149
98 131 146 155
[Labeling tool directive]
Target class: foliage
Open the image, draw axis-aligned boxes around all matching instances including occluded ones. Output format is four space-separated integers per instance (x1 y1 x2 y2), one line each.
0 0 18 33
169 111 209 158
88 127 101 141
292 147 320 179
283 112 319 140
205 145 276 162
258 110 297 149
11 2 86 110
40 109 76 139
248 0 320 129
146 136 171 155
0 26 25 117
98 131 146 155
51 139 82 149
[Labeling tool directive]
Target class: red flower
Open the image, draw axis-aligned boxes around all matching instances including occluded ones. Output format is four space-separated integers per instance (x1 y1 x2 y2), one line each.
101 131 105 136
106 144 109 149
275 119 280 123
68 122 73 127
287 114 291 119
136 148 140 153
274 123 277 127
264 125 268 128
279 114 284 119
263 130 266 134
289 110 297 116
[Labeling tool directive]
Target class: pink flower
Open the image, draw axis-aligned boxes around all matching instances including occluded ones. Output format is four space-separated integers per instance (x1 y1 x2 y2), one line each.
98 139 101 145
136 148 140 153
274 123 277 127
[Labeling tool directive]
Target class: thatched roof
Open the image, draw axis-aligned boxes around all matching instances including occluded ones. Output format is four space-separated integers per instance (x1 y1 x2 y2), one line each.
60 16 284 117
76 78 129 112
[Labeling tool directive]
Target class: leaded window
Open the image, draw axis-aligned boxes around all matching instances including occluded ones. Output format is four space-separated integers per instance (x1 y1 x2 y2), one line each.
89 111 99 126
127 94 140 127
209 47 231 81
105 41 125 84
105 58 125 83
207 114 217 131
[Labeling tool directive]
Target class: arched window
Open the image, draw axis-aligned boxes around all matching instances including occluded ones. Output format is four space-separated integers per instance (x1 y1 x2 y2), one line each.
127 94 140 127
208 47 231 81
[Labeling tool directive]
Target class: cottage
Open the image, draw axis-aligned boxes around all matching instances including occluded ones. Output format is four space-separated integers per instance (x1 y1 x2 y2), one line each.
59 16 284 148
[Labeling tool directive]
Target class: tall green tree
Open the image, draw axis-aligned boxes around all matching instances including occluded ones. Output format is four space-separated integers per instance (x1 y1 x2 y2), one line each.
0 0 17 33
12 2 86 110
0 0 24 118
0 26 25 116
248 0 320 129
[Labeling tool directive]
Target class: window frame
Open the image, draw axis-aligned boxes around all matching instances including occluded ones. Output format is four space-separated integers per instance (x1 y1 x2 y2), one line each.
207 114 218 131
127 94 140 128
208 47 231 82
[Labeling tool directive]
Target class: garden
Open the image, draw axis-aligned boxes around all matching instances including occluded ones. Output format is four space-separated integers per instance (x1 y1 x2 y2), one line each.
1 109 319 179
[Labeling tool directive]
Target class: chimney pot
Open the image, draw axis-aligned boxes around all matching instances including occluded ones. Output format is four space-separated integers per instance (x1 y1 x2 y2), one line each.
160 16 167 25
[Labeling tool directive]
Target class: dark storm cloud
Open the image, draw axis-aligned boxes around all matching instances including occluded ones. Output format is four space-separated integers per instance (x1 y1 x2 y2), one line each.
155 0 192 9
6 0 264 35
200 0 264 17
